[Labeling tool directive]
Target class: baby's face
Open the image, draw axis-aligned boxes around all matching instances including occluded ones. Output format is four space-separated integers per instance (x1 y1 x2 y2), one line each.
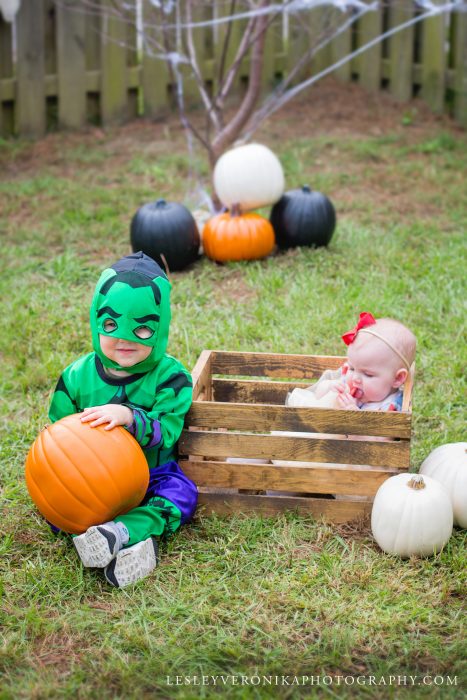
99 334 152 369
346 338 402 404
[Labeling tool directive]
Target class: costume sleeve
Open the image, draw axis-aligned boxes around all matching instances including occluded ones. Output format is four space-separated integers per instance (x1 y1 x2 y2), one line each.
125 367 193 451
48 372 79 423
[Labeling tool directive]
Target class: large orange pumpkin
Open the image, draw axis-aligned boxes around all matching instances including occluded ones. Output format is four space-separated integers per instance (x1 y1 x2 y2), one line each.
25 414 149 534
202 212 275 262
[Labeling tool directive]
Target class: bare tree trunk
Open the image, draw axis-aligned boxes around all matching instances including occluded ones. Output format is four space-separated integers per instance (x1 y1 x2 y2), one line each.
211 0 270 161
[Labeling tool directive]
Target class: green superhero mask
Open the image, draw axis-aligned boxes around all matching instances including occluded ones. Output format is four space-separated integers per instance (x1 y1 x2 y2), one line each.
90 252 172 374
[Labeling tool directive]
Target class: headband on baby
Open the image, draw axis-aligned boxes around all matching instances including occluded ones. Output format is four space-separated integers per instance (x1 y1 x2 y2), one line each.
342 312 411 370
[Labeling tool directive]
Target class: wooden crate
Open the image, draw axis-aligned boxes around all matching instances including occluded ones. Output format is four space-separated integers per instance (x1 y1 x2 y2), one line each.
179 350 414 523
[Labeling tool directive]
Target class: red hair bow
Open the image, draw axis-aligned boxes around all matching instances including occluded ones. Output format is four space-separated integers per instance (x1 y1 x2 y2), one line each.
342 312 376 345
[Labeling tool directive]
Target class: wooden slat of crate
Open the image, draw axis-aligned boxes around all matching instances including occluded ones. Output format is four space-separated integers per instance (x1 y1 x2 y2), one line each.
186 401 411 439
196 491 371 523
179 431 410 469
191 350 212 401
210 351 344 379
212 378 306 405
180 459 397 496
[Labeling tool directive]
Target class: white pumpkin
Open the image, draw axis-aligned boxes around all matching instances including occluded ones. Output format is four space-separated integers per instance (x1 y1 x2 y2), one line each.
213 143 285 211
420 442 467 528
371 473 453 557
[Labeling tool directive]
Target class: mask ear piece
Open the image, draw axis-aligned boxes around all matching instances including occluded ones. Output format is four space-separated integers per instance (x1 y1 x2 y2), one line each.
393 368 408 388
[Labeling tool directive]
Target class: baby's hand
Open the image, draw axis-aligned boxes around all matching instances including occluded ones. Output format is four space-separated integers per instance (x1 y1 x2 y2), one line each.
334 384 359 410
80 405 134 430
314 378 341 399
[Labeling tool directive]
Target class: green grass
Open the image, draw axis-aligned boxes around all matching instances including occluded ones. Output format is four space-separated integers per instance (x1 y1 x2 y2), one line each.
0 107 466 699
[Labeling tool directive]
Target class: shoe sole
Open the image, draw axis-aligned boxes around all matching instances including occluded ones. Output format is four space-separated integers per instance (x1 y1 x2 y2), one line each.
74 526 118 568
105 537 158 588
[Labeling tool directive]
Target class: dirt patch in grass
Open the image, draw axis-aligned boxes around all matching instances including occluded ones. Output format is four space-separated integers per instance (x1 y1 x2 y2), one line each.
30 629 92 673
1 78 462 179
263 78 462 140
212 269 258 304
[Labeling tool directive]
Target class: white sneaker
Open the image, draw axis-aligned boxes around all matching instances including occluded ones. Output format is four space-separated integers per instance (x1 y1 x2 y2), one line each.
104 537 159 588
74 524 122 568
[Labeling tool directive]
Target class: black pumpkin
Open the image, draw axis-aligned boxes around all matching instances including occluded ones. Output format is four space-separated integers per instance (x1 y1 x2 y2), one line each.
130 199 200 271
270 185 336 248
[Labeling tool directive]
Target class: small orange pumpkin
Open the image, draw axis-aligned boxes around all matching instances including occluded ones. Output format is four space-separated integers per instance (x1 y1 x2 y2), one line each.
202 211 275 262
25 414 149 534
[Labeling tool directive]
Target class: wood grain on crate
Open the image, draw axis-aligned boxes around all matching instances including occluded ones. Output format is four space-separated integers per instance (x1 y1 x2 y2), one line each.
212 378 305 405
179 431 410 469
185 401 412 438
209 350 345 379
192 349 212 401
180 459 398 496
195 491 372 523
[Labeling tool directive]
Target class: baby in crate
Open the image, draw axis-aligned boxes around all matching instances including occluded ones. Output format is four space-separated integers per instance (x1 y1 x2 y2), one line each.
287 312 416 412
265 313 416 498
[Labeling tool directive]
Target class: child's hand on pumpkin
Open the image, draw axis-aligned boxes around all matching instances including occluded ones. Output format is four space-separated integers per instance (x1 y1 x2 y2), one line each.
334 384 359 410
80 405 134 430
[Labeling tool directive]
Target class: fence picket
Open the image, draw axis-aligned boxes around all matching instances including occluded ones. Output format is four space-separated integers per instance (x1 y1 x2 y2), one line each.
0 17 14 136
421 7 446 113
310 7 333 76
100 0 128 124
141 0 170 118
126 1 139 120
329 8 352 82
453 7 467 125
388 0 414 102
16 0 46 137
57 2 86 129
358 3 383 91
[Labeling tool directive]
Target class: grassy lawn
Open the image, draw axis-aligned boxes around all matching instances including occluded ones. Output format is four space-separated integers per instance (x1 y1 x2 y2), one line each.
0 82 465 698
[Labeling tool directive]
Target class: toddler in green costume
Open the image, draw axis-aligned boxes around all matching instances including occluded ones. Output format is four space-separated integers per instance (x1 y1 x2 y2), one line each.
49 252 198 587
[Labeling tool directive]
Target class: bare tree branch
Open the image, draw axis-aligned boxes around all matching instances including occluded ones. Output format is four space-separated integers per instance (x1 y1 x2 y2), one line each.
217 0 237 89
215 8 257 108
184 0 221 131
211 0 274 159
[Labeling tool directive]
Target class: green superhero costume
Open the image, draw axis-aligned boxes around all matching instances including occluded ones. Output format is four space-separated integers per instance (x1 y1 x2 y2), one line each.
49 252 198 545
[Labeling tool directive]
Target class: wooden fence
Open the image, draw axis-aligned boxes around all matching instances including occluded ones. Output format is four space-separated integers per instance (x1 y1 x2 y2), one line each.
0 0 466 138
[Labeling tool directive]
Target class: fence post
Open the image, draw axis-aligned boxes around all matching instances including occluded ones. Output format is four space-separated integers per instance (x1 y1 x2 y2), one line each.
358 2 383 91
388 0 414 102
182 2 208 107
453 6 467 125
141 0 170 118
421 5 446 113
16 0 46 137
57 1 86 129
261 7 281 92
310 7 333 76
101 0 128 125
329 8 352 82
0 17 14 136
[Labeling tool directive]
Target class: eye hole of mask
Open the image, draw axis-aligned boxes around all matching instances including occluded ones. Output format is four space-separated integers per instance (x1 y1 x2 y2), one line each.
133 325 154 340
103 318 118 333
